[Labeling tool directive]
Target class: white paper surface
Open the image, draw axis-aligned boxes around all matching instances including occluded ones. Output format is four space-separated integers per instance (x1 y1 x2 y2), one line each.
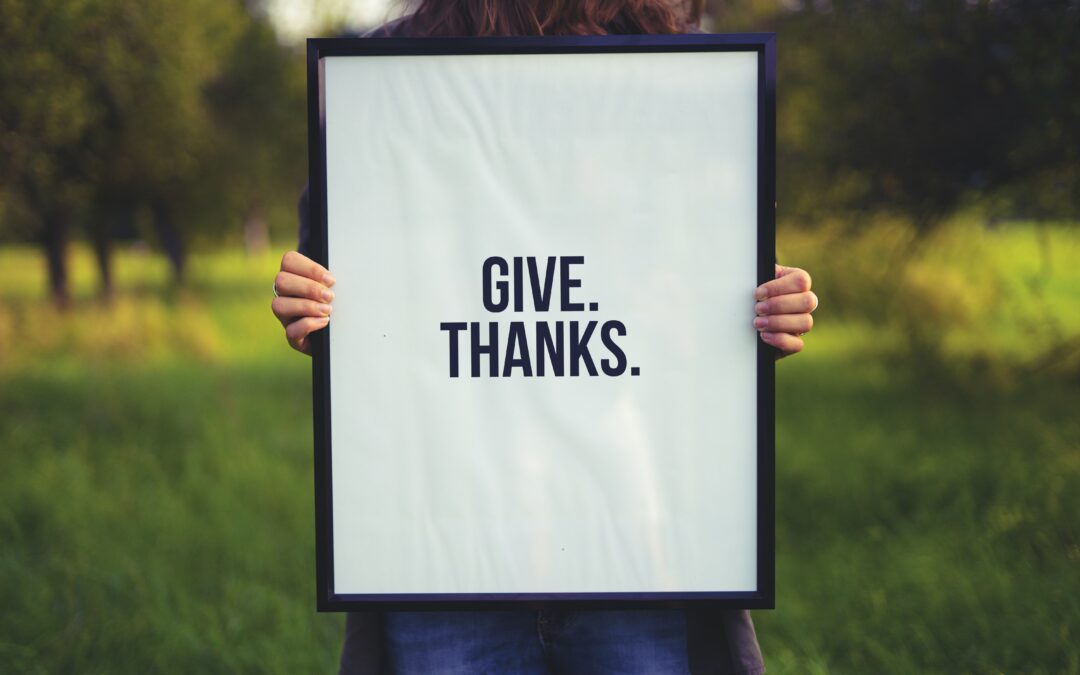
323 50 759 595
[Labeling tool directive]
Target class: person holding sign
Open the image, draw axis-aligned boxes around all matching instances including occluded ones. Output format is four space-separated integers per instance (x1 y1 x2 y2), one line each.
271 2 818 673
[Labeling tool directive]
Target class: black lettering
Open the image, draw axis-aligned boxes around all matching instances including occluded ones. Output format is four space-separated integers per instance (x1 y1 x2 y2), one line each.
569 320 598 376
600 320 627 376
440 322 467 377
528 256 557 312
560 256 585 311
536 321 564 376
470 321 499 377
513 256 524 312
503 321 533 377
482 257 509 312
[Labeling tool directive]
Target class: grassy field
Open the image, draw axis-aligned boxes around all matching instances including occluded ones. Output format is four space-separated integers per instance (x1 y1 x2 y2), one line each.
0 226 1077 673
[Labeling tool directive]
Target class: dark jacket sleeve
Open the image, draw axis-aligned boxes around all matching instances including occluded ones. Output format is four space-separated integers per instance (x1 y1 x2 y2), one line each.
297 184 311 257
338 612 385 675
688 609 766 675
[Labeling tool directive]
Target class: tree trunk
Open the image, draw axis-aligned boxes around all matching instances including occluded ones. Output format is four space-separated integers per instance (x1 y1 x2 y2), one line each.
153 201 185 284
91 217 114 301
42 210 72 309
243 203 269 256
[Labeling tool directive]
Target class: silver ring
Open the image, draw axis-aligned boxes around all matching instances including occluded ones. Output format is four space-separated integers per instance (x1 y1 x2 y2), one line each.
272 282 279 297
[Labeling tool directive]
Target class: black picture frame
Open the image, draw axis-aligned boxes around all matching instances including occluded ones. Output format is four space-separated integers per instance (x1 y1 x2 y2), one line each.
306 32 776 612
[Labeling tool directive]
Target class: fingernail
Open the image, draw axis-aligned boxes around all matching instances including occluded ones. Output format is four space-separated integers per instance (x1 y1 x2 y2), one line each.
323 273 336 286
753 317 768 329
321 289 334 302
754 301 767 314
760 331 776 341
319 315 330 325
755 287 768 301
319 303 332 315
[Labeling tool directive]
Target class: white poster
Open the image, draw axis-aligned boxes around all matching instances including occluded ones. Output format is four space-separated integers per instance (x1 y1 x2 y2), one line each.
312 37 772 605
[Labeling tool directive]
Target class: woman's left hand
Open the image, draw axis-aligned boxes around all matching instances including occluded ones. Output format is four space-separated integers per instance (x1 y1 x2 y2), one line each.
754 264 818 357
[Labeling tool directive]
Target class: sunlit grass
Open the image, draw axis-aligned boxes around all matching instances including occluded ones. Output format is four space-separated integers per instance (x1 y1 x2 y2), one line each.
0 231 1077 673
779 218 1080 379
0 244 289 368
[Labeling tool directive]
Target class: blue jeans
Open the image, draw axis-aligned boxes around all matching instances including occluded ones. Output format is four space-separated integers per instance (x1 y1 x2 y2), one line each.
382 610 690 674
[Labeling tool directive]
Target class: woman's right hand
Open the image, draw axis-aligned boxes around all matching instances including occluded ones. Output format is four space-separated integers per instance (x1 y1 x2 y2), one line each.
272 251 336 355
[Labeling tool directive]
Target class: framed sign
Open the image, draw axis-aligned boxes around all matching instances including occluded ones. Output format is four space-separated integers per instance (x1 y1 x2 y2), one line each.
307 33 775 611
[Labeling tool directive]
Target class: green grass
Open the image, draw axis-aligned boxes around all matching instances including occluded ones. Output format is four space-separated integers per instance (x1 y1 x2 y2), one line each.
0 362 340 674
764 329 1079 674
0 230 1077 674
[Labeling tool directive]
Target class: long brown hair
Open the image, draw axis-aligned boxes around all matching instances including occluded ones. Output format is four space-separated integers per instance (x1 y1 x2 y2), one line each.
408 0 703 37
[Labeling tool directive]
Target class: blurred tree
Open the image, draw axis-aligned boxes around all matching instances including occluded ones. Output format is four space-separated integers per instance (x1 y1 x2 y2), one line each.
81 0 249 293
709 0 1080 230
203 15 307 257
0 0 100 305
990 2 1080 222
0 0 305 303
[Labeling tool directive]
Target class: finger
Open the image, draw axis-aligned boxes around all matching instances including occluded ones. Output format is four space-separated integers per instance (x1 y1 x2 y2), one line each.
756 266 811 300
285 315 330 354
760 331 804 354
753 313 813 334
272 296 333 326
274 270 335 303
281 251 335 286
755 291 818 316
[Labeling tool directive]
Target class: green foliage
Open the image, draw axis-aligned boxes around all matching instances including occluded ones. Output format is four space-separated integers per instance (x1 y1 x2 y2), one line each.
779 217 1080 384
0 0 102 211
0 0 307 296
1 0 236 202
0 238 1078 673
201 17 308 244
711 0 1080 227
